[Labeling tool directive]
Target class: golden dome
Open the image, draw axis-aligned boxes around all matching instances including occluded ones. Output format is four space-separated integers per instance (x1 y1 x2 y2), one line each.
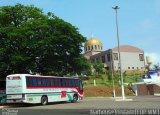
85 37 102 46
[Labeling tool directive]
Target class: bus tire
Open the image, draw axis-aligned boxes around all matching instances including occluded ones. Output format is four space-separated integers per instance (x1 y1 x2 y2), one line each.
41 96 48 105
71 94 78 103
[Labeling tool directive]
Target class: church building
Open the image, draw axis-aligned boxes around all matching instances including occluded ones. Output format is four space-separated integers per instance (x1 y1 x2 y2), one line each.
84 37 145 72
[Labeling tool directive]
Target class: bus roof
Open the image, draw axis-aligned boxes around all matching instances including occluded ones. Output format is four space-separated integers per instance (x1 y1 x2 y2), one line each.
7 74 80 79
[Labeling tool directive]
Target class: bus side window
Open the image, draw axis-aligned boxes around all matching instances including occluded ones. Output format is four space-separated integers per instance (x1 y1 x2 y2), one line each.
54 78 57 86
63 79 66 86
26 77 30 86
50 78 54 86
26 77 32 86
33 78 38 86
71 79 73 87
54 78 60 86
74 80 76 87
71 79 75 87
42 78 46 86
60 78 62 86
75 80 78 87
46 78 51 86
68 79 71 87
65 79 69 86
76 80 79 87
78 80 80 87
74 79 76 87
58 78 61 86
37 78 42 86
56 78 61 86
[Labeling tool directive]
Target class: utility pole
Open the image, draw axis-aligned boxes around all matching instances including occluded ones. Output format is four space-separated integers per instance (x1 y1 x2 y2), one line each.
112 6 125 99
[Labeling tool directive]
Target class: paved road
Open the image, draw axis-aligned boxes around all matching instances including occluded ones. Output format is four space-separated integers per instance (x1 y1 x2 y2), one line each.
5 96 160 109
1 96 160 115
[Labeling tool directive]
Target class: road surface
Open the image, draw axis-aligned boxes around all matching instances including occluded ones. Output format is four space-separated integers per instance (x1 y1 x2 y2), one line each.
1 96 160 115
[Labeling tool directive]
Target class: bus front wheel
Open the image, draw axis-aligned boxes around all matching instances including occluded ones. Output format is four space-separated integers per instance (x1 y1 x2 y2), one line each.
41 96 48 105
71 94 78 103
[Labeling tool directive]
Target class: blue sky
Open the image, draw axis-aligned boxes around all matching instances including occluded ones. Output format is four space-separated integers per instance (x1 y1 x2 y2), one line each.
1 0 160 64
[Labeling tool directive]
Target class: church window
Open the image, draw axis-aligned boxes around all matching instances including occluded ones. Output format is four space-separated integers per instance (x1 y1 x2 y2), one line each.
85 47 87 52
107 54 110 62
113 53 118 60
88 46 90 50
95 45 97 50
139 54 144 61
98 45 100 50
101 56 105 63
91 45 94 50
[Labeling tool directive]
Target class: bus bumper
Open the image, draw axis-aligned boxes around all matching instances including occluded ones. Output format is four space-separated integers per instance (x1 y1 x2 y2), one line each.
7 99 23 103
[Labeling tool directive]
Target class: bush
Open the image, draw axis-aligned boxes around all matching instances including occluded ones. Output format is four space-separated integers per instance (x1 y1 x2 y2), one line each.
83 80 89 85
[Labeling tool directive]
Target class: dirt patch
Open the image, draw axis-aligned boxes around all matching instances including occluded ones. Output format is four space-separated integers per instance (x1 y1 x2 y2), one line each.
84 86 134 97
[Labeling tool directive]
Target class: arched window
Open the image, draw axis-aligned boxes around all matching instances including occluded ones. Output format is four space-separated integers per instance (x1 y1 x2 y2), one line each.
95 45 97 50
91 45 94 50
98 45 100 50
85 47 87 52
88 46 90 50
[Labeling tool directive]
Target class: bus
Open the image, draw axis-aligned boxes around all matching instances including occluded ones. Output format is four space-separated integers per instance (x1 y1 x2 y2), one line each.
0 80 6 103
6 74 83 105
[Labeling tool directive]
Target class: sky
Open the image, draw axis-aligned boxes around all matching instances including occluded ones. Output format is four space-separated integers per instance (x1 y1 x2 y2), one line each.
1 0 160 65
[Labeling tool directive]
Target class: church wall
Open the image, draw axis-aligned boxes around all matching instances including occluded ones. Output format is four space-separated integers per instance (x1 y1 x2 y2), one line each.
112 51 145 71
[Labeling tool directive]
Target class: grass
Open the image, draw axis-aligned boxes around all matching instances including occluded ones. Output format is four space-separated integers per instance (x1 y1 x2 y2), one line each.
82 74 140 97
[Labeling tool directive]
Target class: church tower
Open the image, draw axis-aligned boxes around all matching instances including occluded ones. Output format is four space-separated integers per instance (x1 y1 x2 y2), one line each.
84 37 103 59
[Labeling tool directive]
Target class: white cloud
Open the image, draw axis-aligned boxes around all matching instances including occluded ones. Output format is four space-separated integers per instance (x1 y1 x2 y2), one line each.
145 52 160 65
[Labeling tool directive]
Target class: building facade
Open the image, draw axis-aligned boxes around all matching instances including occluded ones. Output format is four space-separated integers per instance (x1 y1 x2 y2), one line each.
84 37 145 72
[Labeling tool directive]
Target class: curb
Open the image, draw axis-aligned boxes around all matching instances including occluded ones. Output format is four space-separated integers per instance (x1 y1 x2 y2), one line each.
85 96 133 99
84 97 113 99
115 98 133 101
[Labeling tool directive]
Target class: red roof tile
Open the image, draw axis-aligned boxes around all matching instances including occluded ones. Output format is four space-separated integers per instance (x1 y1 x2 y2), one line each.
112 45 143 53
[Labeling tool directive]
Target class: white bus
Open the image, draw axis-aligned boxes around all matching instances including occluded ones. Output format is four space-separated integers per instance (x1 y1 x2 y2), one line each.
6 74 83 105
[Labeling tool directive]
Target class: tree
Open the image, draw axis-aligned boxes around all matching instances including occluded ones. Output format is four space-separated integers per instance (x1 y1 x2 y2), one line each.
153 64 160 70
92 61 104 76
0 4 87 78
71 55 91 75
0 4 46 77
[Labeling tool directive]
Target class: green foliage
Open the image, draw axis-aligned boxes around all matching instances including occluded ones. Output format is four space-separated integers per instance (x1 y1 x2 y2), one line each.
91 60 104 75
0 4 89 78
153 64 160 70
106 70 112 81
104 82 112 86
